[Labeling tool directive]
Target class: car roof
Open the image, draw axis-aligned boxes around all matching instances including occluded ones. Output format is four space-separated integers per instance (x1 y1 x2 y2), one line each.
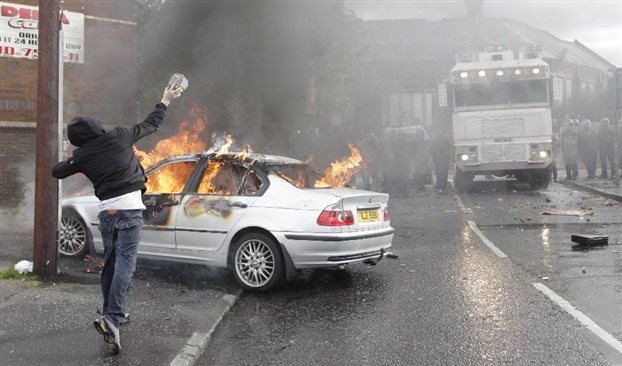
147 152 306 170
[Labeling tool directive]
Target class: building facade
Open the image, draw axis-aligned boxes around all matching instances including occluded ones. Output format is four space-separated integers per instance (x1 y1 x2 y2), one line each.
0 0 137 204
353 15 615 134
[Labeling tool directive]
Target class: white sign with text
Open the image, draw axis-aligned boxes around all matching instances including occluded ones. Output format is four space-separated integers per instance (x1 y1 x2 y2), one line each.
0 1 84 63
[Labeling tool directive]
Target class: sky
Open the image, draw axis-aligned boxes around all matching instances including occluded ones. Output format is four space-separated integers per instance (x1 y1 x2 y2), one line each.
346 0 622 66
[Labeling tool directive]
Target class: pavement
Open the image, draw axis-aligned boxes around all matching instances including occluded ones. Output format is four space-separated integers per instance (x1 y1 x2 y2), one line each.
560 177 622 201
0 233 240 366
2 169 621 365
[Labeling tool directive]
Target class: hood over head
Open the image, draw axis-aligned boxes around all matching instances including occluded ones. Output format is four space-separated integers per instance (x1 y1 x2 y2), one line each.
67 116 105 146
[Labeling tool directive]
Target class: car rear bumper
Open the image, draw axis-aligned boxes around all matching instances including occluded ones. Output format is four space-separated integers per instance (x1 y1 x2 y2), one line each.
277 228 394 268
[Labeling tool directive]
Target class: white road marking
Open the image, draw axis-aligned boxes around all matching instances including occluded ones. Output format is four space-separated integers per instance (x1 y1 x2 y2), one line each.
533 282 622 355
467 220 508 258
455 194 467 212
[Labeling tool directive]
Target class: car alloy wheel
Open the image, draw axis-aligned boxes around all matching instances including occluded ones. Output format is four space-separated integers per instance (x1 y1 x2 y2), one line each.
59 212 90 257
232 233 283 292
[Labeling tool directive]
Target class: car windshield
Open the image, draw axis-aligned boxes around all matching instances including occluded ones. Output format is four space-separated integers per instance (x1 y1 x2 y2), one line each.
271 163 324 189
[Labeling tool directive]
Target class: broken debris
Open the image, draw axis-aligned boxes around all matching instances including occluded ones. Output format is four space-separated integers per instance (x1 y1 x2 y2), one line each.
541 209 594 217
14 260 33 274
571 234 608 246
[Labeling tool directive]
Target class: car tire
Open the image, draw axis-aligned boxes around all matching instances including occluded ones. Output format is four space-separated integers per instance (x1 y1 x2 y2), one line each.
230 232 284 292
58 210 92 258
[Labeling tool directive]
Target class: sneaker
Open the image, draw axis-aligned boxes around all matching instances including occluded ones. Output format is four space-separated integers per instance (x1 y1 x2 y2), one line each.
94 317 121 354
96 309 130 326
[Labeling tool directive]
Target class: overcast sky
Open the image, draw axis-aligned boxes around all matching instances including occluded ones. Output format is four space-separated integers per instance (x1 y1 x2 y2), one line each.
346 0 622 66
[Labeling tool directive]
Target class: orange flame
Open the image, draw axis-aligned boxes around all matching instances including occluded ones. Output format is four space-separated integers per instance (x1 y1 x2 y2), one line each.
135 105 207 169
135 105 207 193
314 144 364 188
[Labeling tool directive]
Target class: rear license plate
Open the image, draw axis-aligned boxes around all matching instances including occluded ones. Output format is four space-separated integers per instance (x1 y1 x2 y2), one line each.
358 209 380 223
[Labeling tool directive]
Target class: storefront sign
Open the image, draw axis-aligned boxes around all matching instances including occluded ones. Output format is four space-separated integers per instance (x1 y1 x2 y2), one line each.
0 1 84 63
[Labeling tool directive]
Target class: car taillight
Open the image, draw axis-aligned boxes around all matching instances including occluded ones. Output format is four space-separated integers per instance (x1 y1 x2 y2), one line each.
317 204 354 226
383 207 390 221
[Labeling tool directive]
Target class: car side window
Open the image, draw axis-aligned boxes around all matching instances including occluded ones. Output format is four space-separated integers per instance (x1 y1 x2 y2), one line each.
239 169 262 196
197 162 246 195
145 161 197 194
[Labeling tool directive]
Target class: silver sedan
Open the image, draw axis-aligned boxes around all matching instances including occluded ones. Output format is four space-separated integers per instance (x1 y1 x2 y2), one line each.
60 153 394 291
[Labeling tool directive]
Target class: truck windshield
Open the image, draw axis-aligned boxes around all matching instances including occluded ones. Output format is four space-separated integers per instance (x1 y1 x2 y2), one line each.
454 79 548 108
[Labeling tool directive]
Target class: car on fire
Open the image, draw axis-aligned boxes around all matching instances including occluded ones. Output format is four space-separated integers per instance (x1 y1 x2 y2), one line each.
58 152 394 291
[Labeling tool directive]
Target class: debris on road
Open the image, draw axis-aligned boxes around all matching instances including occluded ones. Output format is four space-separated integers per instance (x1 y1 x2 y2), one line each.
581 267 587 274
385 252 399 259
14 260 33 274
541 209 594 217
83 254 104 274
570 234 608 246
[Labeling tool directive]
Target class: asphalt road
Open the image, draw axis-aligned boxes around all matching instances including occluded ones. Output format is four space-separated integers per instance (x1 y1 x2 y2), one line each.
200 181 622 365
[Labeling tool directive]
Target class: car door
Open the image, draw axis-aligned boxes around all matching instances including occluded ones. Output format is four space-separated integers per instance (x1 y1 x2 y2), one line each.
140 158 198 256
175 160 263 253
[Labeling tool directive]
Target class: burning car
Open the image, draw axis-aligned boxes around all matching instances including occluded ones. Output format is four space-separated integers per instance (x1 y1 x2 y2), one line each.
59 152 394 291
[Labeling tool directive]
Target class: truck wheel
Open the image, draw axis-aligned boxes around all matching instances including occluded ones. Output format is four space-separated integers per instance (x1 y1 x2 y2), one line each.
454 168 473 192
528 169 551 190
230 232 284 292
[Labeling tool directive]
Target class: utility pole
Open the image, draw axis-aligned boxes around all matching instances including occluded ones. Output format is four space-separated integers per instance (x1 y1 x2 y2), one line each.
34 0 61 277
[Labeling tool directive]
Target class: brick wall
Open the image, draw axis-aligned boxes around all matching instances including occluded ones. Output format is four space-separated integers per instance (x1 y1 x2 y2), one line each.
0 0 137 206
0 128 35 204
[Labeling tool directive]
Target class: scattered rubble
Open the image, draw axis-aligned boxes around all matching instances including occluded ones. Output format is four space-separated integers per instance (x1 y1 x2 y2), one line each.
541 209 594 217
14 260 33 274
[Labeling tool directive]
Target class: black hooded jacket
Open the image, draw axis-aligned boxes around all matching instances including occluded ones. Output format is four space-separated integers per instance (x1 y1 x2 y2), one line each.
52 103 168 200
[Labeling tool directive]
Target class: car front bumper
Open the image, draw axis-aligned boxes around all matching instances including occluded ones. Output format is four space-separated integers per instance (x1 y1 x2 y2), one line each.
276 228 394 268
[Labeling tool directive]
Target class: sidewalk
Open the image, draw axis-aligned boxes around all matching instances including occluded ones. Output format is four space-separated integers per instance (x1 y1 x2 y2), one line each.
0 250 239 366
559 178 622 201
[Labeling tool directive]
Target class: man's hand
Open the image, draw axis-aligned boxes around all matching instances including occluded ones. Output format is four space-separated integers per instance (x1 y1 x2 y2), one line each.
161 84 183 106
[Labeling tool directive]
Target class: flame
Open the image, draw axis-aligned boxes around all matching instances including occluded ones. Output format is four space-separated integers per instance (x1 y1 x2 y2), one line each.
135 105 207 168
233 144 253 161
314 144 364 188
197 161 225 194
135 106 207 193
214 134 234 157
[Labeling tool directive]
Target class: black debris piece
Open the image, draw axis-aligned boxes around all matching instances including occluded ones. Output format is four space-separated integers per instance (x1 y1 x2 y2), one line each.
570 234 608 246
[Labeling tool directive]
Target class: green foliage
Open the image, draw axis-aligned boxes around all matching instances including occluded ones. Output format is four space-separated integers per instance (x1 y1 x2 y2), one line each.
0 268 32 280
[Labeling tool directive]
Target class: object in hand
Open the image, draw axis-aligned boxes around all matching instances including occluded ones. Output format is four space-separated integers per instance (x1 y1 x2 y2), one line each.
168 73 189 93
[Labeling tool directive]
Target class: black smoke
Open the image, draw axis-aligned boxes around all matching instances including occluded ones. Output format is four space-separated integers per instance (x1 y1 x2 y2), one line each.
138 0 362 161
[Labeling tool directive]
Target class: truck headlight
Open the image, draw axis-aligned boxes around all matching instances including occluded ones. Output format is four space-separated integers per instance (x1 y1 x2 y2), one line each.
457 146 478 162
538 151 548 158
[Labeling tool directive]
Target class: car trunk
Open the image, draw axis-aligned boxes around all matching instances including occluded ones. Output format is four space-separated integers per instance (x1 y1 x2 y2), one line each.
309 188 390 232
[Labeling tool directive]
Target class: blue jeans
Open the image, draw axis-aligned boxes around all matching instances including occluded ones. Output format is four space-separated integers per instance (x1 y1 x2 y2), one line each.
97 209 143 327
